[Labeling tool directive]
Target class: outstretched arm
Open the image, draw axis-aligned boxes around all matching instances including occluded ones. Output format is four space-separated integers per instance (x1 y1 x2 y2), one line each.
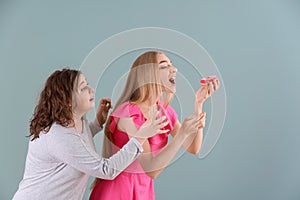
47 128 143 180
118 115 201 179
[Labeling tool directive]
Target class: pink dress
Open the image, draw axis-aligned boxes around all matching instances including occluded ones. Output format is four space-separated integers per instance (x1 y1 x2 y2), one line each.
89 101 178 200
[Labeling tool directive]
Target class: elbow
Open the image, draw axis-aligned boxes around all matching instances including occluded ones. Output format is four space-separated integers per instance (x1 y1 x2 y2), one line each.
146 172 159 180
190 150 199 155
101 170 119 180
100 160 120 180
188 144 202 155
106 173 118 180
188 148 201 155
149 174 158 180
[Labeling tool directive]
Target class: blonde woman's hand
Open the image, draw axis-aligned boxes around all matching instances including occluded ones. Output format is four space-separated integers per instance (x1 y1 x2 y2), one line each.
96 98 113 127
196 77 220 104
194 77 220 115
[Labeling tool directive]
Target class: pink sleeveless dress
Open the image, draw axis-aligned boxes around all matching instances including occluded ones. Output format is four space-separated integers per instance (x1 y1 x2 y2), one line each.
89 101 178 200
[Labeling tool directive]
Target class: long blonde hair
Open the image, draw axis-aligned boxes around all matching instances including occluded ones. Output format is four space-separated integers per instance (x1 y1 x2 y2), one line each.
91 51 173 188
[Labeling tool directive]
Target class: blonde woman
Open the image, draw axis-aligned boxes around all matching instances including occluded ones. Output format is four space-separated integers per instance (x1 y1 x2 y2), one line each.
90 51 219 200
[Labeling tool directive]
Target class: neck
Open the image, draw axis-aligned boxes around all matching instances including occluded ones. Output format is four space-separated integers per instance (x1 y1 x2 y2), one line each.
72 111 84 132
137 100 159 118
138 100 156 110
73 112 83 121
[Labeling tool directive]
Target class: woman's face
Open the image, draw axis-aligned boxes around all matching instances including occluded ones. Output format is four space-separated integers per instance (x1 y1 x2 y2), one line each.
157 53 177 93
72 74 95 115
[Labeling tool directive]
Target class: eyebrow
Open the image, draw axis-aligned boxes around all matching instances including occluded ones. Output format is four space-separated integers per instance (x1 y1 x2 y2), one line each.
159 61 168 64
79 80 86 87
159 60 173 65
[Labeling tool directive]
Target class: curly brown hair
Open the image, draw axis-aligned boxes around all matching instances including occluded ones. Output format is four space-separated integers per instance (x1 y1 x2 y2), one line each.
29 68 80 141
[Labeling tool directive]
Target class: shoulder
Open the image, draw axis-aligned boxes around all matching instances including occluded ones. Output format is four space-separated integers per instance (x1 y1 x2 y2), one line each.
45 123 78 140
50 123 74 133
110 102 146 133
111 102 143 118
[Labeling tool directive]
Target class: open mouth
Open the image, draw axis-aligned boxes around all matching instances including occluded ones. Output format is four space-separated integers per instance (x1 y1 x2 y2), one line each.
169 77 176 84
89 98 94 102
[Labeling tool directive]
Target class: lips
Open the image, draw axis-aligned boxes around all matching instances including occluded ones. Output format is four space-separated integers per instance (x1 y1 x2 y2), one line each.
89 97 94 102
169 76 176 84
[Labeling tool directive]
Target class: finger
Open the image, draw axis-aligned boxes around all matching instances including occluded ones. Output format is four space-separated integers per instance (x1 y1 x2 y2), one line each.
186 118 200 129
157 129 170 134
152 110 160 120
199 112 204 118
200 112 206 119
194 120 201 129
198 122 204 129
157 104 167 118
184 115 200 125
100 98 110 104
101 98 110 104
207 83 211 96
214 79 219 91
185 115 196 121
191 116 201 126
99 99 110 110
215 79 220 90
153 115 167 125
212 81 217 91
105 101 112 110
200 85 209 97
157 120 169 129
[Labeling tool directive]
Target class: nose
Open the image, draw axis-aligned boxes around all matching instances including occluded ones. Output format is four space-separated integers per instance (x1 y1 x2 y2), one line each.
170 65 177 73
89 86 94 93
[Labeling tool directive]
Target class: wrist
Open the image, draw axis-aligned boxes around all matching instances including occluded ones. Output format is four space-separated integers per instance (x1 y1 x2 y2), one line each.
194 101 203 115
129 136 146 145
197 102 204 109
176 129 189 140
97 117 104 128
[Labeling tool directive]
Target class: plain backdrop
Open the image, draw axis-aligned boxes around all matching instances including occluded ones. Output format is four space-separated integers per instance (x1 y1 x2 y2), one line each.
1 0 300 199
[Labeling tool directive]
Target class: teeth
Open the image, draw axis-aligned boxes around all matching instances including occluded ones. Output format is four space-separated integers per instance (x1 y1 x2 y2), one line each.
169 77 176 83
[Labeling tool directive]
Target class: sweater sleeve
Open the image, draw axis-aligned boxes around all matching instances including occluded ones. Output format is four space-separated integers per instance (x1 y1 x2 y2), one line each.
46 128 143 180
89 118 103 137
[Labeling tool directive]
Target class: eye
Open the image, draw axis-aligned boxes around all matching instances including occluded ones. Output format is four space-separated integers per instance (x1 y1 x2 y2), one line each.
80 87 86 92
80 83 89 92
159 66 168 70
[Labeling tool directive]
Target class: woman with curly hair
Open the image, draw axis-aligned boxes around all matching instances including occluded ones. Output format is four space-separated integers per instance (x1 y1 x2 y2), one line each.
12 68 168 200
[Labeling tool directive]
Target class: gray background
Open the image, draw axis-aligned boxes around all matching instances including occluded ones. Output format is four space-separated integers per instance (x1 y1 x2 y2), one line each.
1 0 299 199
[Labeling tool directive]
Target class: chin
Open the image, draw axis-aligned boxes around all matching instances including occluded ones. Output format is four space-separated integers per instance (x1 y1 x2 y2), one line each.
162 85 176 94
168 86 176 94
88 103 95 110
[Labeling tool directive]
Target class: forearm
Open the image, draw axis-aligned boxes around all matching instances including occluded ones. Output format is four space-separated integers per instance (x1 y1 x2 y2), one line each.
48 131 143 180
194 101 203 116
100 138 143 179
184 128 203 154
89 118 103 137
185 101 203 154
139 133 187 178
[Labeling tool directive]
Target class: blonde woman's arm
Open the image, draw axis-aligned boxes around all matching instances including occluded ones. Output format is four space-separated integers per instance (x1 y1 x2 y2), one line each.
118 115 200 179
